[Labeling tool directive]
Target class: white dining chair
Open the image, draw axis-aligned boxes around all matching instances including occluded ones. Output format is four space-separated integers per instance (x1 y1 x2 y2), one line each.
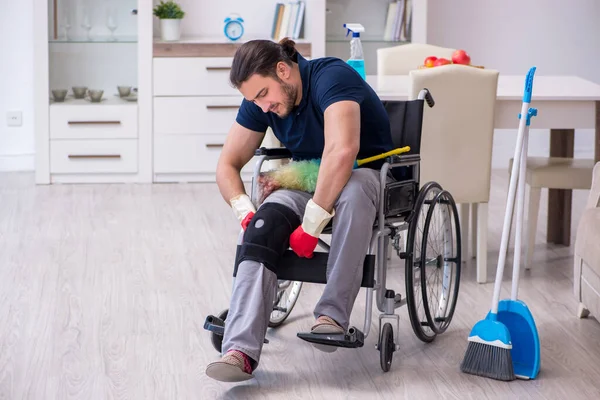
377 43 456 75
408 64 499 283
508 156 595 269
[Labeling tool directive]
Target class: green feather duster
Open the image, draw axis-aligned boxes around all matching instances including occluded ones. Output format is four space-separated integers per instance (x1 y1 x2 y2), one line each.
257 159 321 203
255 146 411 203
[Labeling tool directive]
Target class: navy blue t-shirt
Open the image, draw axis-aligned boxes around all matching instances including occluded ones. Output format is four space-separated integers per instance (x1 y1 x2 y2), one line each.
235 53 394 169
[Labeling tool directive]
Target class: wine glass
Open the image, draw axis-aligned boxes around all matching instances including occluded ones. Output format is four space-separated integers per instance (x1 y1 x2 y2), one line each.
60 12 72 41
106 7 118 41
81 13 92 41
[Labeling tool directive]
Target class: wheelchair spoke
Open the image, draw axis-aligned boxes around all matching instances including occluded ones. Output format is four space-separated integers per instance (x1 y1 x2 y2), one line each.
269 281 303 328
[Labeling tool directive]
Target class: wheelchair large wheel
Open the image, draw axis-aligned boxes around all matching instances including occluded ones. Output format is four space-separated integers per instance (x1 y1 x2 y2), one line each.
404 182 442 343
420 189 461 335
268 280 302 328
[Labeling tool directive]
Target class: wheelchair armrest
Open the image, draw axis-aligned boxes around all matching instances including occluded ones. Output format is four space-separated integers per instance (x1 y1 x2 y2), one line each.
386 154 420 166
254 147 293 159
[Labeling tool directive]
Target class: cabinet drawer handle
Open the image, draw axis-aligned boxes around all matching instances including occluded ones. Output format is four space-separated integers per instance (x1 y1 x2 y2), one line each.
68 154 121 159
68 121 121 125
206 67 231 71
205 144 224 148
206 105 239 110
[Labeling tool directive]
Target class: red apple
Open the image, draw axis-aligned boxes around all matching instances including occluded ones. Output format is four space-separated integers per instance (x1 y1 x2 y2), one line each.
433 58 451 67
424 56 437 68
451 49 471 65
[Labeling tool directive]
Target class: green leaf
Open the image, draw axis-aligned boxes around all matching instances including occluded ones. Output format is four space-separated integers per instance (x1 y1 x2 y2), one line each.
153 1 185 19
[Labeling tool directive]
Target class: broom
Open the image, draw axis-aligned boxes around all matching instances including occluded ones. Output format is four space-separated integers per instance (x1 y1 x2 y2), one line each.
460 66 537 381
255 146 410 203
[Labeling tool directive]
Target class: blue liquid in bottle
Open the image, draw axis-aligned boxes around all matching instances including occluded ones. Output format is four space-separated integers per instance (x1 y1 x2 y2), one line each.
347 59 366 80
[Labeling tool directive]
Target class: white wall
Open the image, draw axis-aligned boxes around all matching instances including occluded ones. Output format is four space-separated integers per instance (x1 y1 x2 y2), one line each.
424 0 600 168
0 0 35 171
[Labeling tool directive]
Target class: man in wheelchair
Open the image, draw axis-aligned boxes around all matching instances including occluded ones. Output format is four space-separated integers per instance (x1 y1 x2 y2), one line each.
205 37 402 382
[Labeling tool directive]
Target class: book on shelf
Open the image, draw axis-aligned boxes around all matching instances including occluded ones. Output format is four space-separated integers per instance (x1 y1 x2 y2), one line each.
384 0 412 42
271 1 306 41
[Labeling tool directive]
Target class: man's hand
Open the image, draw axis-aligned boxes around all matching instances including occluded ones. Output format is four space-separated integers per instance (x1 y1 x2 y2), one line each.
290 199 335 257
230 194 256 230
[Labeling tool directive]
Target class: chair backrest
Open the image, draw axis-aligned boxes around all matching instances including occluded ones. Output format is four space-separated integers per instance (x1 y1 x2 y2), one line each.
408 64 499 204
377 43 456 75
587 162 600 209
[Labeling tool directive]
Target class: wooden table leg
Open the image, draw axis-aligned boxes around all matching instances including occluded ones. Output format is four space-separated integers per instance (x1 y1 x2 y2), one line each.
547 129 574 246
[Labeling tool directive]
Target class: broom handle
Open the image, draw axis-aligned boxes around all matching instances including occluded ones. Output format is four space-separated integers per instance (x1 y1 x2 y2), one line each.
355 146 411 167
512 120 529 300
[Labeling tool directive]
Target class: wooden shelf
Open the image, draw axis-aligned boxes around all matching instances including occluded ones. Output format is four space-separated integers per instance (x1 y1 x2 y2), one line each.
153 38 312 58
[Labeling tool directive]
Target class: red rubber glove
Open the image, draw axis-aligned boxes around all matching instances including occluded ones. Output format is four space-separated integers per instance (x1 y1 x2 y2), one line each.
289 226 319 258
290 199 335 258
241 211 254 231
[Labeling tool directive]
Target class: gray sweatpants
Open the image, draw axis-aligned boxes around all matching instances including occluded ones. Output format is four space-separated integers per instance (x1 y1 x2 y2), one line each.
221 168 384 368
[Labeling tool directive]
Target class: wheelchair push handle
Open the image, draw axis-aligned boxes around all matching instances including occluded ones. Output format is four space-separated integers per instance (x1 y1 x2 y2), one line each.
418 88 435 108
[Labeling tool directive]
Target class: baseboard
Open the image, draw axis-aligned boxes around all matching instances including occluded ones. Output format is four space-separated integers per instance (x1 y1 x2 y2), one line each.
0 154 35 171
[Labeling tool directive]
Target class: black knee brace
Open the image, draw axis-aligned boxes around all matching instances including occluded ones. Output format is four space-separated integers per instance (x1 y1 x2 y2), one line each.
239 202 301 273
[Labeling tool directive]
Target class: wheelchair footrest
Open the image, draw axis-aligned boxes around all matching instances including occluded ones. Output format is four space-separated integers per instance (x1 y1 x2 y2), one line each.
204 314 269 344
296 327 364 349
204 315 225 336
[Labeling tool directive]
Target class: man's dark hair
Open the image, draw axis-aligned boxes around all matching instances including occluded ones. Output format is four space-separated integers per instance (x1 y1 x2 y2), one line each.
229 37 298 88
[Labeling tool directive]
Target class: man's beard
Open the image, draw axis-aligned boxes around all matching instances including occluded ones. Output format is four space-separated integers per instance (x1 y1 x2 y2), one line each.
275 80 298 118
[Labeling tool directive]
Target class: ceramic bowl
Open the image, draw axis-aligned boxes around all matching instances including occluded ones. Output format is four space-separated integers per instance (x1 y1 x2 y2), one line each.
88 90 104 102
72 86 88 99
52 89 68 102
117 86 132 97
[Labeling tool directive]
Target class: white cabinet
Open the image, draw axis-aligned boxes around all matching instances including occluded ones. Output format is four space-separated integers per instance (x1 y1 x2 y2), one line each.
35 0 377 184
33 0 152 184
152 55 248 182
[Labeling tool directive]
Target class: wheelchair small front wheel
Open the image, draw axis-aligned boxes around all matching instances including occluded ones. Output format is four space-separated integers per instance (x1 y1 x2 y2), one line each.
211 309 228 353
269 280 303 328
379 323 394 372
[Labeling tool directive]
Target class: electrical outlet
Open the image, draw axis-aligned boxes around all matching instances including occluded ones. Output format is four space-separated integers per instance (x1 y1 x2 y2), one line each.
7 111 22 127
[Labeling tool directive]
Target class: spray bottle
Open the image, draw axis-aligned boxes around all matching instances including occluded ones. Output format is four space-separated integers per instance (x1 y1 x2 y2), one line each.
343 23 366 80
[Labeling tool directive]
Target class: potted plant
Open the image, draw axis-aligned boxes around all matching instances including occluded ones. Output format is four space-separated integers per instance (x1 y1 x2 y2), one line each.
153 1 185 41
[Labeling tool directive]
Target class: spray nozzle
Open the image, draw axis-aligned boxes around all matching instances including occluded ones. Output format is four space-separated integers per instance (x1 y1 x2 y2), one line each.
344 23 365 38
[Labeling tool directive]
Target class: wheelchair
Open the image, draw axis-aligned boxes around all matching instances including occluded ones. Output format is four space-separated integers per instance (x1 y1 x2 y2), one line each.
204 89 462 373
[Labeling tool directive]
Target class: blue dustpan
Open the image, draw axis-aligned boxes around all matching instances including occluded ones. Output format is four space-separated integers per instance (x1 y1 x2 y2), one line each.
496 300 540 379
486 67 541 380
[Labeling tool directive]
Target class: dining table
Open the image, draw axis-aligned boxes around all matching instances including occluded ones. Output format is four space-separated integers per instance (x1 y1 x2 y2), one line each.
367 73 600 248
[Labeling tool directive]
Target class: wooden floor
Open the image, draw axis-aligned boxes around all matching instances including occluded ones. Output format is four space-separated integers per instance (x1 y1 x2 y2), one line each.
1 170 600 400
